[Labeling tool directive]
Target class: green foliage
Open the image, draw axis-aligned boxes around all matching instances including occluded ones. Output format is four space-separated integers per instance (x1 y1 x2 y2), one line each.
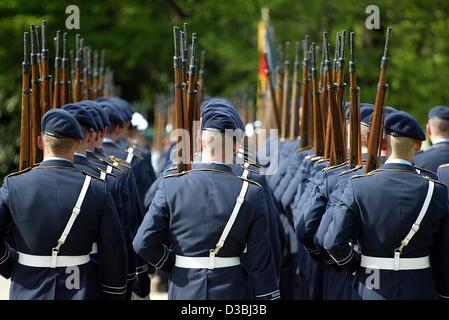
1 0 449 178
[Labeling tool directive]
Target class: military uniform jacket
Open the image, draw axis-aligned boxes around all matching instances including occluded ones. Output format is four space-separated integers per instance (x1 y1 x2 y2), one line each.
133 162 279 300
414 141 449 173
324 162 449 300
0 160 128 300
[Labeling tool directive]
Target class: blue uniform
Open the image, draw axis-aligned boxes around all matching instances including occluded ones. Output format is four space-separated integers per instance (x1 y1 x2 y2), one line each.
0 159 127 300
133 163 279 300
324 162 449 300
413 141 449 173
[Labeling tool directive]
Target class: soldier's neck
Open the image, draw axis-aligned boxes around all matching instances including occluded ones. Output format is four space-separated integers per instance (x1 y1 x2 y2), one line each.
388 152 414 163
43 150 74 162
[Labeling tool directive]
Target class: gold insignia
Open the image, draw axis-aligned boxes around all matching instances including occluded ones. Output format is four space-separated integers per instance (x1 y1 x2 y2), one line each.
95 166 117 178
82 170 104 181
7 167 31 177
322 161 348 173
339 165 363 176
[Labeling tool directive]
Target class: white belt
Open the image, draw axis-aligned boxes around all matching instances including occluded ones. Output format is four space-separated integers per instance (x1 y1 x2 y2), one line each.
175 255 240 269
360 255 430 271
18 252 90 268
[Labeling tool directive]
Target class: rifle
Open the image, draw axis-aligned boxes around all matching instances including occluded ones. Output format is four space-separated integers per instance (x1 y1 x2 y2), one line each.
349 32 361 168
323 41 331 159
61 33 70 105
40 20 51 115
311 42 325 156
324 32 345 165
365 27 392 173
186 33 198 162
72 34 83 102
35 25 41 77
93 51 99 99
197 50 206 110
87 47 94 99
336 30 347 153
82 45 89 100
20 32 31 170
52 31 62 108
281 42 290 140
263 52 281 129
30 24 42 165
173 26 189 172
98 50 105 97
275 46 284 126
299 36 310 148
307 48 314 149
289 42 300 140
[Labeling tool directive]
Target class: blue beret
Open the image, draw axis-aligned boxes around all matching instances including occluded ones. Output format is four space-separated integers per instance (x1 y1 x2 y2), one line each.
41 109 84 139
62 103 98 132
109 97 133 121
201 98 244 131
384 111 425 141
428 106 449 120
98 100 125 127
80 103 104 132
91 102 111 128
345 103 374 122
368 106 397 125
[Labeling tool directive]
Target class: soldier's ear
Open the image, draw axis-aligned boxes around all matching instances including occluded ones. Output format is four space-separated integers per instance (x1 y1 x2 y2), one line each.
415 140 422 152
37 136 44 150
426 123 431 138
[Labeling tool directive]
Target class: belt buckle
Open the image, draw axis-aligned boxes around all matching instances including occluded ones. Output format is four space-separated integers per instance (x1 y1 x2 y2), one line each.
50 247 59 269
393 249 401 271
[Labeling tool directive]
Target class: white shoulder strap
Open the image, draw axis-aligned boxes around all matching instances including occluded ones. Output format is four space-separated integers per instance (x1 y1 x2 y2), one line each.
208 177 250 269
242 162 250 179
126 147 134 163
50 175 92 268
394 180 434 270
100 165 113 181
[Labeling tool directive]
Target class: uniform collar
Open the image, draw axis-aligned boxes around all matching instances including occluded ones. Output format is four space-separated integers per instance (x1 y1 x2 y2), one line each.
382 159 415 171
74 153 89 165
94 147 106 157
432 138 449 145
103 138 117 147
192 161 233 173
40 157 75 168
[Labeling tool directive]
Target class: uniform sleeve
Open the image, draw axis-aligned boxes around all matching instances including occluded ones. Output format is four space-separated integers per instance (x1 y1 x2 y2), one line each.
244 189 280 300
430 186 449 299
133 180 174 274
0 179 18 279
98 190 128 300
324 180 360 273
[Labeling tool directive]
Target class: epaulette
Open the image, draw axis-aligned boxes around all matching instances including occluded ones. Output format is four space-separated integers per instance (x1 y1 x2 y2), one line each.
163 165 178 173
438 163 449 169
423 176 447 187
163 170 189 179
238 175 262 187
311 156 324 162
350 173 371 180
414 166 437 176
82 170 104 181
339 165 363 176
32 163 41 167
109 156 131 168
7 167 31 178
317 158 328 163
96 166 118 178
296 146 312 153
322 161 348 173
304 154 314 161
241 163 261 175
124 149 144 161
98 157 125 171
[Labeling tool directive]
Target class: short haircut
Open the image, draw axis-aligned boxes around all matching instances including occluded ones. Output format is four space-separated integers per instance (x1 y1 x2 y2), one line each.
429 118 449 137
386 134 417 154
42 133 77 154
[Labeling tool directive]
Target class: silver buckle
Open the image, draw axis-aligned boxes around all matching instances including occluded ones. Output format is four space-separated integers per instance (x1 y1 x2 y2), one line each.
208 250 216 270
393 249 401 271
236 196 245 205
50 248 59 269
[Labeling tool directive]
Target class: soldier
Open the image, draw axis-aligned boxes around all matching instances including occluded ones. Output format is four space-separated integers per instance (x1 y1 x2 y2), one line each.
324 111 449 300
0 109 127 300
413 106 449 172
133 101 279 300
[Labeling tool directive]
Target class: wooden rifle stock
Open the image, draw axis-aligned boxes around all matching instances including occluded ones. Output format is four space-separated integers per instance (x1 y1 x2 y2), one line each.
336 31 347 154
365 27 391 173
197 50 206 108
173 26 188 172
311 43 324 156
52 31 62 108
20 32 31 170
349 32 361 168
289 42 300 140
281 42 290 140
186 33 198 162
324 32 345 165
73 35 83 102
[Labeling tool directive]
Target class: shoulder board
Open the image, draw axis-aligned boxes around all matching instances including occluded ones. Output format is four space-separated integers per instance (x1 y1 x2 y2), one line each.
109 156 131 168
339 165 363 176
7 167 31 178
98 157 125 171
413 166 437 176
124 149 144 161
163 170 189 179
311 156 324 162
350 173 370 180
32 163 41 167
95 166 118 178
438 163 449 169
241 164 261 175
82 170 104 181
317 158 328 163
304 155 314 160
238 176 262 187
423 176 447 187
163 165 178 173
322 161 348 173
